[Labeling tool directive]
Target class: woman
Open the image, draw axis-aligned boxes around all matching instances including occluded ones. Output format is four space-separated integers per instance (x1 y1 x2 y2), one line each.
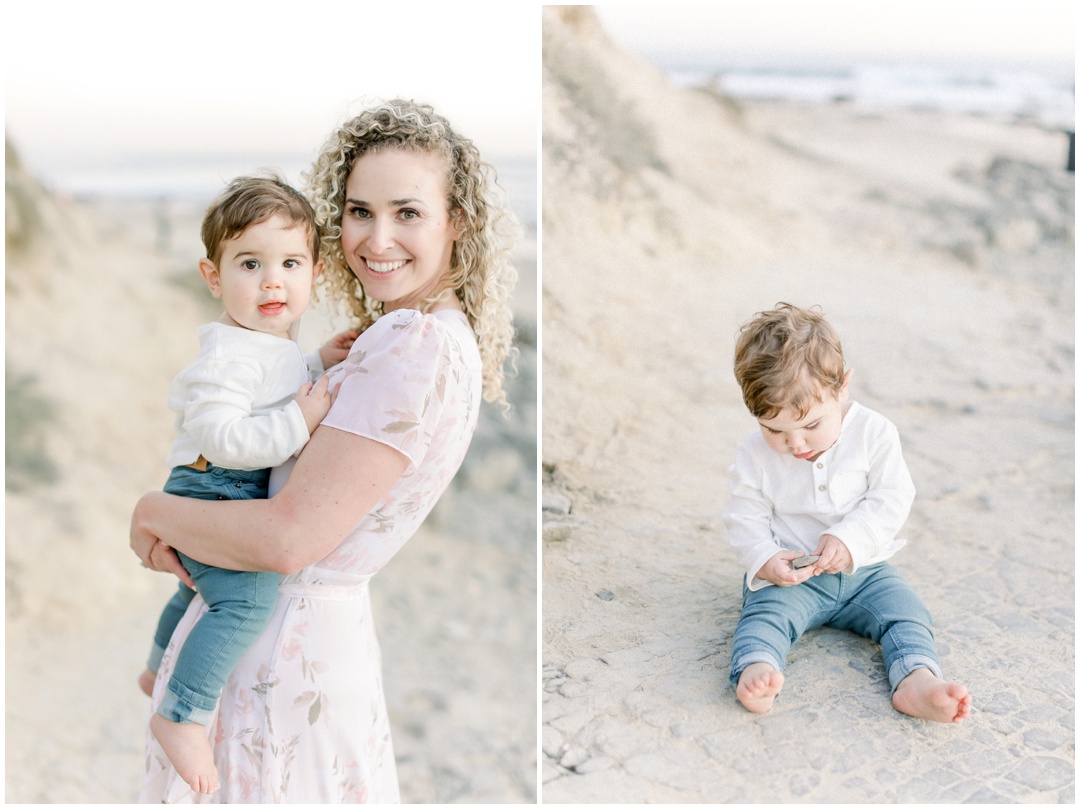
131 99 518 802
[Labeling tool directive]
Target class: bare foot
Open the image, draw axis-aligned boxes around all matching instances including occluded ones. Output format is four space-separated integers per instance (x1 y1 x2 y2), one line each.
736 662 785 713
149 712 220 794
892 668 971 723
138 668 156 697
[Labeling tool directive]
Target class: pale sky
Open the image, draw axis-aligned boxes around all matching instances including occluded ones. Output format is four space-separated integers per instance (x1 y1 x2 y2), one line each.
4 1 539 172
594 2 1075 71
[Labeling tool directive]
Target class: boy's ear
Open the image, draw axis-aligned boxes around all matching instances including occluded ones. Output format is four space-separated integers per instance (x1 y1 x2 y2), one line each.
313 259 325 280
839 368 854 399
198 258 223 298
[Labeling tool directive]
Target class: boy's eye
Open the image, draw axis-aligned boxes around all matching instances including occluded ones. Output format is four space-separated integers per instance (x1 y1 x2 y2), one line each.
242 259 260 270
283 259 299 269
805 421 820 431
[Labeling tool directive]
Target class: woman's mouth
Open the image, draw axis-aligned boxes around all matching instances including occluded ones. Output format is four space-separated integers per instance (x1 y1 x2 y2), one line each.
365 258 409 275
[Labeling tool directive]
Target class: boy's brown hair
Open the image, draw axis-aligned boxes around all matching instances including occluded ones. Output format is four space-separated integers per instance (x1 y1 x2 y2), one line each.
734 303 846 419
201 174 319 265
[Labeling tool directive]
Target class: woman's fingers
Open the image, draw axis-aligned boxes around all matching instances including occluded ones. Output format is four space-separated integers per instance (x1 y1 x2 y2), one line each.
153 542 195 589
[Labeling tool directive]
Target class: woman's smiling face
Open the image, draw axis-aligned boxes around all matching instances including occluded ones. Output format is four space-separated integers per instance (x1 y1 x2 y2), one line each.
340 148 462 312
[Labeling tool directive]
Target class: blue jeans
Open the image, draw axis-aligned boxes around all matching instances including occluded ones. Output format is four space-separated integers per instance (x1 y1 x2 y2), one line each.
149 464 278 725
729 563 942 693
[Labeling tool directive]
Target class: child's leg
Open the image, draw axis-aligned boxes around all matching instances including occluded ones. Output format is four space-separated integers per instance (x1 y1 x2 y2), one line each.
730 575 837 712
830 564 969 723
141 584 197 696
152 553 278 793
144 464 270 695
157 553 278 725
148 583 197 671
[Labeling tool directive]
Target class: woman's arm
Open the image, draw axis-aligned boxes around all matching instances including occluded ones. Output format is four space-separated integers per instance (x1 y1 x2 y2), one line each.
131 424 410 576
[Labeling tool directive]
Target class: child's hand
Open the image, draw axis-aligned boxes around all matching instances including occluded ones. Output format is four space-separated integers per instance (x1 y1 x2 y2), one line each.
755 550 818 587
319 330 360 368
812 534 853 575
296 375 333 435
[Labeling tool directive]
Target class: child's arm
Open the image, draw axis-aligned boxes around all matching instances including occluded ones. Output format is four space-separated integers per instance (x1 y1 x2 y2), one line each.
182 358 315 470
295 375 333 436
725 441 813 589
817 417 915 572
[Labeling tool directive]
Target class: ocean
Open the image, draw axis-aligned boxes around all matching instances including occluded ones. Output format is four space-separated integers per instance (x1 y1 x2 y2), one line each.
36 152 537 231
666 60 1075 130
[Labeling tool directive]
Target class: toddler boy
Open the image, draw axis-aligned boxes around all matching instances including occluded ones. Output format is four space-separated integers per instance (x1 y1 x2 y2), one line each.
140 175 356 793
724 303 970 723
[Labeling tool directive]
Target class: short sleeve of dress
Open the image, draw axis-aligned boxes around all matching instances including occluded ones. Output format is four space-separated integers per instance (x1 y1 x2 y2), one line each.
319 309 460 473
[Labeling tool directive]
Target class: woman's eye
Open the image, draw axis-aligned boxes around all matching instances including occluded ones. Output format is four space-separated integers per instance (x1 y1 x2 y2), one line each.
400 209 419 220
347 206 371 219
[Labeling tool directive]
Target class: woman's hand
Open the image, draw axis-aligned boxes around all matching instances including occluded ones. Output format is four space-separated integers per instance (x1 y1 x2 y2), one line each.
319 330 360 368
131 492 196 588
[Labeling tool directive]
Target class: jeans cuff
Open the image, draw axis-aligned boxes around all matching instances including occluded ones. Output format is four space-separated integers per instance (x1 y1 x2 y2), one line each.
730 651 784 687
887 654 942 693
157 680 215 726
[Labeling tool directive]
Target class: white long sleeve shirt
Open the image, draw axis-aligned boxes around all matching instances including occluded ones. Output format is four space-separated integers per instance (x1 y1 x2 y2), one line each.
165 322 316 471
724 401 916 590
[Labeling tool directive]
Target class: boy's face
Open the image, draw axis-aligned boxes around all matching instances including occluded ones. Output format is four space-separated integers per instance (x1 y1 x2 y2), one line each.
757 370 852 462
199 214 322 339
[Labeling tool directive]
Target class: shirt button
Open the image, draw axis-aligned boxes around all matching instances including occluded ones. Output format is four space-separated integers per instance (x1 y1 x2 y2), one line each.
818 484 827 492
816 462 824 469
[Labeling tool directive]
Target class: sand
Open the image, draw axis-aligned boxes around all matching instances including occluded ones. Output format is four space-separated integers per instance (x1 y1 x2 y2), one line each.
541 7 1073 803
4 141 537 802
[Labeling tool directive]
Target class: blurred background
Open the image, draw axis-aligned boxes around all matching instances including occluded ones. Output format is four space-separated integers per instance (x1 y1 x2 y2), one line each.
6 1 537 802
595 2 1072 121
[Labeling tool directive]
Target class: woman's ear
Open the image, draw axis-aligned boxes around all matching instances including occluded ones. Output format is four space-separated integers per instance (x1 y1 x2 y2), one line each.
198 258 223 298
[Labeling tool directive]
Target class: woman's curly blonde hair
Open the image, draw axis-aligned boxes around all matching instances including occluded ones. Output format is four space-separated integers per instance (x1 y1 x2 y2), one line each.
305 98 519 406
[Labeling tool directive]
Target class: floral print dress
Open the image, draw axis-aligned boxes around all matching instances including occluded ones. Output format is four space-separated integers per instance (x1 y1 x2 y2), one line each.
140 308 482 803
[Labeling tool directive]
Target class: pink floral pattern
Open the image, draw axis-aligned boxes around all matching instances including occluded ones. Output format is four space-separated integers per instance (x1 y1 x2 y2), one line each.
141 309 482 803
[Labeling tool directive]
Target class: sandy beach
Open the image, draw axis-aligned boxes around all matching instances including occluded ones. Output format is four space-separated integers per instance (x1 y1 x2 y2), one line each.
541 7 1073 803
5 141 537 802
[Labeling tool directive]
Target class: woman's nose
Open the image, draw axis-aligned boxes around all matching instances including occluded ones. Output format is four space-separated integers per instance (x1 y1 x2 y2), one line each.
368 220 395 254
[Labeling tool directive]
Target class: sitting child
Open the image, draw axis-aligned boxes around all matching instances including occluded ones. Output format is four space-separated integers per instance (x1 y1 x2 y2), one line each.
724 302 970 723
139 175 357 793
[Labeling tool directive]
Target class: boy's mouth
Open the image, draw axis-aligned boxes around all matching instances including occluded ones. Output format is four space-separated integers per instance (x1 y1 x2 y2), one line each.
258 301 286 316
